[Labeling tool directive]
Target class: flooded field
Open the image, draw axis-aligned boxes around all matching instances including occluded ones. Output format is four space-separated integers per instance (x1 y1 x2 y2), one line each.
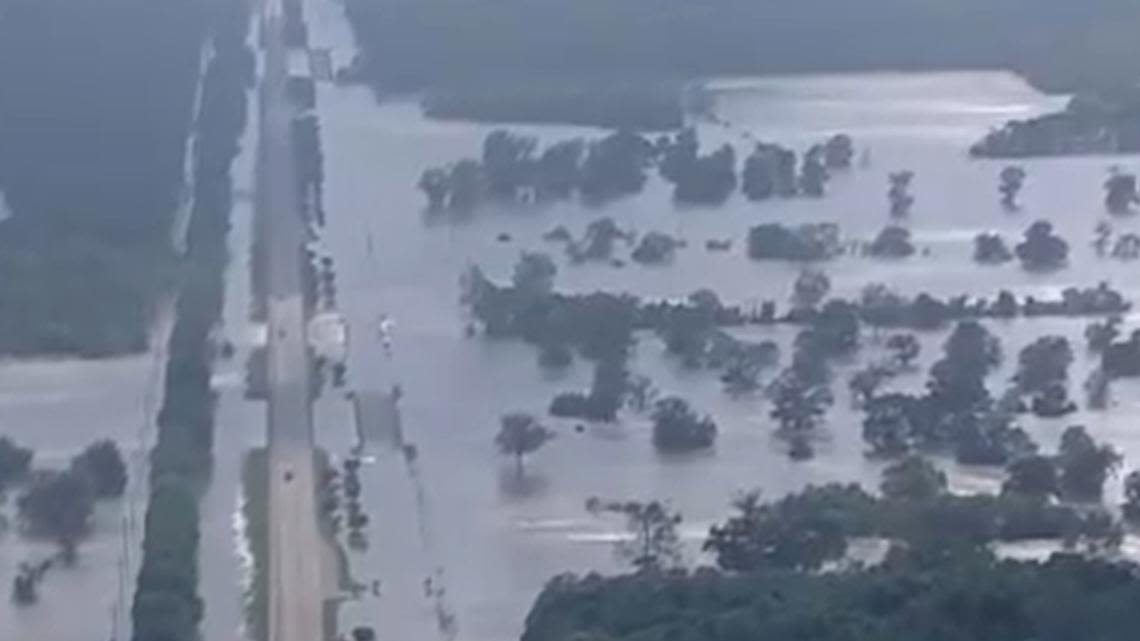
7 4 1140 641
300 10 1140 639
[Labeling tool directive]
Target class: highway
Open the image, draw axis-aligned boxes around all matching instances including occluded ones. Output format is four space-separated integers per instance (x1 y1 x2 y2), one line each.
258 0 326 639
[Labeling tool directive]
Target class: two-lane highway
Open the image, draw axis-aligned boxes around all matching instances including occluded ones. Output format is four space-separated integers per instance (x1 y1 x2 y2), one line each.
257 0 325 640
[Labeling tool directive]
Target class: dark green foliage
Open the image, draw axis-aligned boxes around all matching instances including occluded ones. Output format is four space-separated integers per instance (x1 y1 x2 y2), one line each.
747 223 841 261
888 171 915 217
1105 171 1139 213
974 232 1014 264
768 373 833 439
1003 455 1060 500
132 480 202 641
0 436 33 491
0 0 206 356
1085 316 1122 352
659 129 737 204
974 94 1140 158
824 134 854 169
1057 426 1121 501
1016 220 1069 270
879 456 947 502
798 145 828 197
1123 471 1140 523
867 225 915 258
524 552 1140 641
70 439 128 499
1103 329 1140 377
999 165 1027 208
741 143 797 199
420 129 652 210
886 333 920 368
132 3 251 640
863 393 926 457
1014 335 1073 394
579 131 655 202
630 232 680 264
346 0 1140 93
495 413 555 472
17 471 94 550
790 268 830 309
589 499 683 570
704 486 876 572
650 397 716 452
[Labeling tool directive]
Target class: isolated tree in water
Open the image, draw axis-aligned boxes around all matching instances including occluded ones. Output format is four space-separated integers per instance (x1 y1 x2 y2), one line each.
887 171 915 217
17 471 94 561
998 165 1026 210
495 413 555 474
886 333 921 369
587 498 682 571
1104 169 1139 214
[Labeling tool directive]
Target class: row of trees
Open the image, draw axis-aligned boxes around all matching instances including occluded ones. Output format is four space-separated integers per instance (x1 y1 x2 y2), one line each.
418 129 854 210
131 4 253 641
526 449 1140 641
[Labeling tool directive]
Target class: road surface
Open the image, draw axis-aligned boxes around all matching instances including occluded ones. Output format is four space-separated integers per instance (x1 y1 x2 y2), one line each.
258 0 325 640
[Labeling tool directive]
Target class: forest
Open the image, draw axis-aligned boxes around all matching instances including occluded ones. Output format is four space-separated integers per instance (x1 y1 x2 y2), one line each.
344 0 1140 95
0 0 205 355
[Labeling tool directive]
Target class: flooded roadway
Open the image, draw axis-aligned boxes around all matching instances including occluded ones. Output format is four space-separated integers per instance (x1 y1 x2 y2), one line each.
6 3 1140 641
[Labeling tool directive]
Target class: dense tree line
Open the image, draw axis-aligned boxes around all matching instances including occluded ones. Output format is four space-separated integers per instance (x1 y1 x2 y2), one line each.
345 0 1140 96
131 3 252 640
421 129 852 210
526 471 1137 641
0 0 206 356
973 91 1140 158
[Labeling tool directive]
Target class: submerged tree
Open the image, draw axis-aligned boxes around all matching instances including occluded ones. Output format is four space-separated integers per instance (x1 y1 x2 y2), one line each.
1002 455 1060 500
651 397 717 452
587 498 683 571
1058 426 1121 502
798 145 828 197
495 413 555 475
823 134 855 170
769 374 833 438
1014 336 1073 395
70 439 127 499
887 171 915 217
1015 220 1069 270
1105 169 1139 214
974 232 1014 264
1123 470 1140 523
999 165 1027 210
866 225 915 258
791 268 831 310
0 436 33 491
880 455 947 502
17 471 94 560
886 333 921 369
511 251 557 297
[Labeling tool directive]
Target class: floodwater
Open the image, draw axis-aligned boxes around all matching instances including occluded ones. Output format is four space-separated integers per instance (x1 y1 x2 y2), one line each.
7 6 1140 641
0 350 163 641
0 41 261 641
300 11 1140 641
